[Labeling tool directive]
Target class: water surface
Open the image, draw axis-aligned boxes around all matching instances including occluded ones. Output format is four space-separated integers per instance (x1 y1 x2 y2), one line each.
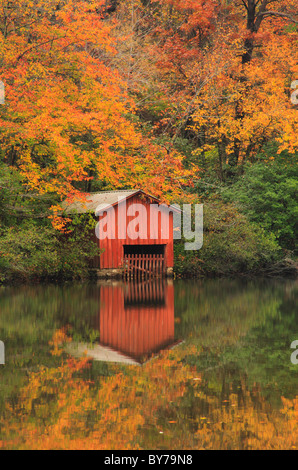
0 278 297 449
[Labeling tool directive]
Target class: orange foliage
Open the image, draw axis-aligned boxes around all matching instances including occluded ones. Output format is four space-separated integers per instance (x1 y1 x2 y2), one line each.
0 0 194 208
129 0 298 165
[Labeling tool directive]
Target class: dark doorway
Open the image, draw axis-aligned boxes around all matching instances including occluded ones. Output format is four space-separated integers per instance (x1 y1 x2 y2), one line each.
123 244 165 256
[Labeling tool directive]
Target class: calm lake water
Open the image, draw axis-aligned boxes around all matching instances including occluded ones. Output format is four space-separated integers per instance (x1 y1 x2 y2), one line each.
0 278 297 449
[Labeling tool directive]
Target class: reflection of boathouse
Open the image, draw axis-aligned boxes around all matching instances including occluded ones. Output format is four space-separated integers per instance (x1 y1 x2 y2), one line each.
67 281 178 365
97 281 175 363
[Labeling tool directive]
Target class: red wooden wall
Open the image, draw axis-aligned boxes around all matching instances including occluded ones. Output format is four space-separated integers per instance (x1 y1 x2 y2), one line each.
95 194 174 269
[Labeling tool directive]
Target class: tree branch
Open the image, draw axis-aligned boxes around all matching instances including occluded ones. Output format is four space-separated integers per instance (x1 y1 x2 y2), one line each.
16 36 66 62
241 0 249 11
257 10 298 23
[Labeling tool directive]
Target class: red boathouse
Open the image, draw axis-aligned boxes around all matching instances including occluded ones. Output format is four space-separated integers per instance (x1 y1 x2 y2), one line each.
63 189 180 278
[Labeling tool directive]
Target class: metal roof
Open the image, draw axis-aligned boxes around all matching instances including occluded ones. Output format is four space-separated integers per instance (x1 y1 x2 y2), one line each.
62 190 139 214
62 189 181 215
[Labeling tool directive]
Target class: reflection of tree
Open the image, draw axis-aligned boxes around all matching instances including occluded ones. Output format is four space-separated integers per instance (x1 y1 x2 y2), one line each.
0 283 101 411
221 295 298 404
1 337 297 450
0 283 100 345
175 279 298 403
174 279 288 345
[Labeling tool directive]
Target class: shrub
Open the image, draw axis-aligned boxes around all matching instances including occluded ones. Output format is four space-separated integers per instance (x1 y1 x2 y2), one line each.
0 215 100 283
174 201 281 277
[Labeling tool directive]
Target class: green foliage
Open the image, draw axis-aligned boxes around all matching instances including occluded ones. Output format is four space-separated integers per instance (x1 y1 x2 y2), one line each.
222 151 298 251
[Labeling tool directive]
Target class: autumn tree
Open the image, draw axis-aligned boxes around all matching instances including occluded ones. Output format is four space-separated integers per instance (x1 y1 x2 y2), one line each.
114 0 298 179
0 0 192 217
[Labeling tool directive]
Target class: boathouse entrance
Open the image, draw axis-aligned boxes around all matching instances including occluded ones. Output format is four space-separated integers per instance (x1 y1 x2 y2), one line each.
123 244 166 279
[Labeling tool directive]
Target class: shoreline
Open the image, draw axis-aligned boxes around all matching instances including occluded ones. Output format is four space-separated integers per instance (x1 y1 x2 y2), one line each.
1 263 297 287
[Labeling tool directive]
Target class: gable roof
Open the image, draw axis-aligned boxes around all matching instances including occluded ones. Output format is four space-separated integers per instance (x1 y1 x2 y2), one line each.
62 189 181 215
